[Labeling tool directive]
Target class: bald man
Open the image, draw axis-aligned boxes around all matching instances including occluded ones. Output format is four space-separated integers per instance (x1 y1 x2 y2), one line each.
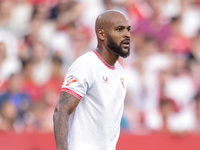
53 10 131 150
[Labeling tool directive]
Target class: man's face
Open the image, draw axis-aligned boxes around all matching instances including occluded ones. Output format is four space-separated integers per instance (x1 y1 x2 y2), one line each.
105 16 131 58
106 33 130 58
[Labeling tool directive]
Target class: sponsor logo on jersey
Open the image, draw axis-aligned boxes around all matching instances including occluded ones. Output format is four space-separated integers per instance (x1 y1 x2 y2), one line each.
65 77 77 86
120 78 125 89
102 76 108 84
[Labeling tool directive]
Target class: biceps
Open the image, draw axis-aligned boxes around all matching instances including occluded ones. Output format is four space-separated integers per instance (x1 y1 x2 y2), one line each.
55 91 80 115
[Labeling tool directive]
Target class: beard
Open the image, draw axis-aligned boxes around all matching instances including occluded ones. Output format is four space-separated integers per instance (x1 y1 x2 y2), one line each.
106 33 130 58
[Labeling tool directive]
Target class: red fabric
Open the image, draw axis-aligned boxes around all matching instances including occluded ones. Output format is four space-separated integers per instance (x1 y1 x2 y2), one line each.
28 0 56 5
93 50 115 70
43 77 64 96
168 35 191 54
0 81 8 93
117 132 200 150
126 3 145 23
1 132 200 150
23 80 42 102
61 88 82 100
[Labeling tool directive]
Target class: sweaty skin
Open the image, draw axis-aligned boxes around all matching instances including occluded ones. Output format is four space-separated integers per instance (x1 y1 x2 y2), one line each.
53 10 130 150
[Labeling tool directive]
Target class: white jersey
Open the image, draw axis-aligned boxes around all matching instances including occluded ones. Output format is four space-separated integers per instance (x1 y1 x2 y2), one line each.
61 50 126 150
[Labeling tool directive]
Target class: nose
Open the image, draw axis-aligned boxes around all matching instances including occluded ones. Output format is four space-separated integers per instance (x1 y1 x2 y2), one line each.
124 30 131 39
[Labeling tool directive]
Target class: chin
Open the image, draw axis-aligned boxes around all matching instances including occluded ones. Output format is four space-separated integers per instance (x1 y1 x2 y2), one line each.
123 48 129 53
120 52 130 58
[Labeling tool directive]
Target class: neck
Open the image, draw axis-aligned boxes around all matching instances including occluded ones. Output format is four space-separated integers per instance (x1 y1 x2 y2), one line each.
96 46 119 66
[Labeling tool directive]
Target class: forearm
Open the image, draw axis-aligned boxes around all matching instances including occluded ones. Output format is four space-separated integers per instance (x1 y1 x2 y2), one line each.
54 107 70 150
53 91 80 150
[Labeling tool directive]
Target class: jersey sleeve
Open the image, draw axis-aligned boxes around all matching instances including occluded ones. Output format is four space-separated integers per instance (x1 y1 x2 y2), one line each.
61 57 93 100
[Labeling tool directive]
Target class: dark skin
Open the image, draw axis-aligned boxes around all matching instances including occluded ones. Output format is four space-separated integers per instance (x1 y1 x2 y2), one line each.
53 92 79 150
53 10 131 150
95 10 131 66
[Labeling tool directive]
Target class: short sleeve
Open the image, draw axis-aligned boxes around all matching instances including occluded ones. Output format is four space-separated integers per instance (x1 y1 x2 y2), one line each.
61 57 93 100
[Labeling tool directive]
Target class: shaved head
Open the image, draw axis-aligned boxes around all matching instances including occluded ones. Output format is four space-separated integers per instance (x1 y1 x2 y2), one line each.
95 10 128 34
95 10 131 58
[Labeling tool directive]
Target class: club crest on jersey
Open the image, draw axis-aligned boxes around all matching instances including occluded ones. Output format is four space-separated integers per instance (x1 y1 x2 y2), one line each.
65 77 77 87
120 78 125 89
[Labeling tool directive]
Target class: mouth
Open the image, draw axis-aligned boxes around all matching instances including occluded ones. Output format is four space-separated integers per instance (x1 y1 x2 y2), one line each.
121 39 130 48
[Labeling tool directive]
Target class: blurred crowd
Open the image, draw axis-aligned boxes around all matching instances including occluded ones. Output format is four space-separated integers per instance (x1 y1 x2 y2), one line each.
0 0 200 136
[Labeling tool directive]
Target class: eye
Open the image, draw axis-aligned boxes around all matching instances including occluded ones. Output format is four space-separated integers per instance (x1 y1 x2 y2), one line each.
127 28 131 32
117 28 122 32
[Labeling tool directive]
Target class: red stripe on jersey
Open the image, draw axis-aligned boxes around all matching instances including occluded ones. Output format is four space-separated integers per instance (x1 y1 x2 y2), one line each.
61 88 82 100
93 50 115 70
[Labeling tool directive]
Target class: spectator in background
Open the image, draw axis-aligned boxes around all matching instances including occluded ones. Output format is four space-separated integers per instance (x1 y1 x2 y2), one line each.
9 0 33 38
50 0 84 29
50 22 93 70
160 0 181 19
156 55 199 134
66 23 93 59
102 0 118 10
0 73 31 133
166 16 191 54
0 0 20 60
31 41 51 86
30 2 55 45
134 0 171 49
192 93 200 133
43 55 64 102
179 0 200 38
188 30 200 85
164 54 198 109
0 100 18 132
23 55 65 133
0 42 22 90
22 59 42 103
144 98 176 134
121 0 150 28
0 42 6 88
0 0 13 31
123 35 172 134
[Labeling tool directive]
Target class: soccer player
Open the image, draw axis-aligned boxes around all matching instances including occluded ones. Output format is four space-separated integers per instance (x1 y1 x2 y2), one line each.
53 9 131 150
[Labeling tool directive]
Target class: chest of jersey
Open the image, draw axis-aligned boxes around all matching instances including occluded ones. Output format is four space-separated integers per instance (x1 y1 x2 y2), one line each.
86 66 126 111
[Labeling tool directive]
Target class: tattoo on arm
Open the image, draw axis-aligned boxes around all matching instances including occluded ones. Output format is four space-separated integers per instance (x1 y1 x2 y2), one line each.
53 92 80 150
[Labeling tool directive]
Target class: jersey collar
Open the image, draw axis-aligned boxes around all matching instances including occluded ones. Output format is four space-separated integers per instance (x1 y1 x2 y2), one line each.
93 50 115 70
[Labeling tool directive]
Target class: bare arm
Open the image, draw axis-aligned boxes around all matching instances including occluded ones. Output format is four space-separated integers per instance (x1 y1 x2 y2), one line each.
53 91 80 150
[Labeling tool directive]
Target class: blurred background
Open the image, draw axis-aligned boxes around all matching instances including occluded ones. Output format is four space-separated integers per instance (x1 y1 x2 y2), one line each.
0 0 200 149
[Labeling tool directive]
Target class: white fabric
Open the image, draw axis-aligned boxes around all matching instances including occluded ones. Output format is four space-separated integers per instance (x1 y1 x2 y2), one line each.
161 0 181 19
0 57 22 84
181 6 200 38
164 74 197 108
144 106 196 132
10 2 33 37
124 65 160 112
32 59 51 86
50 31 74 63
61 50 126 150
0 28 18 58
167 106 196 132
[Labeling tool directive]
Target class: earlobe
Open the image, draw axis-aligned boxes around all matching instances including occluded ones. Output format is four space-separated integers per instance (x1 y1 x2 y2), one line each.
98 29 105 41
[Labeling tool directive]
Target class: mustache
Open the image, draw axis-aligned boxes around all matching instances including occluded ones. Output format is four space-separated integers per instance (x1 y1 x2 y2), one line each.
121 38 130 44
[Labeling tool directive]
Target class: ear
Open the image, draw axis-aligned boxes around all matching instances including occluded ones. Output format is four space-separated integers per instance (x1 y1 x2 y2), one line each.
97 29 105 41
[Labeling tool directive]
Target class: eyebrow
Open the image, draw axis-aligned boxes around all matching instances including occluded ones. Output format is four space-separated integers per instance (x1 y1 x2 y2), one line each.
115 25 131 29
